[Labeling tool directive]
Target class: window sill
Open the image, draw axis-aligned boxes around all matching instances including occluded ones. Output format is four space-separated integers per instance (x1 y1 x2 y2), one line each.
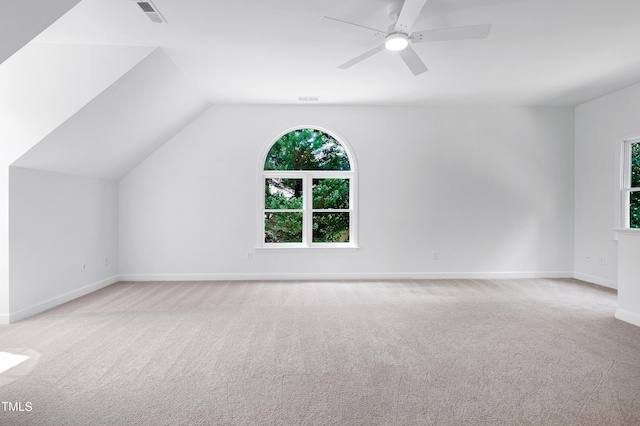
614 228 640 240
256 245 359 253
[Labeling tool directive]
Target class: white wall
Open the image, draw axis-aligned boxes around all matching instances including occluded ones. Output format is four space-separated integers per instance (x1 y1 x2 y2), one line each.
0 43 154 322
615 230 640 326
119 105 575 280
574 82 640 288
9 167 118 321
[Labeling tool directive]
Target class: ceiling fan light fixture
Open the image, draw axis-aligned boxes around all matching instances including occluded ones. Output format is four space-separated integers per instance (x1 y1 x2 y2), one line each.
385 33 409 51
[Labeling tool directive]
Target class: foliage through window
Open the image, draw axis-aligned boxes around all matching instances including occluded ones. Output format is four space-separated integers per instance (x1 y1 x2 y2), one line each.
262 128 355 246
625 141 640 228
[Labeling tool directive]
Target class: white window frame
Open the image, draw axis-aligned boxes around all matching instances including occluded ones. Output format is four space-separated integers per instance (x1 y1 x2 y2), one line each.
621 137 640 229
257 126 358 250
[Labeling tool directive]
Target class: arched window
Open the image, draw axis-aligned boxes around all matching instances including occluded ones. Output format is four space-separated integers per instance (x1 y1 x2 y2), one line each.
260 128 357 248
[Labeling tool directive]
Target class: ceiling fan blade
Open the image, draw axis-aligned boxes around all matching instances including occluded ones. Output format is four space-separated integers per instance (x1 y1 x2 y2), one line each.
394 0 429 33
411 23 491 43
338 44 385 69
320 16 386 39
398 45 428 76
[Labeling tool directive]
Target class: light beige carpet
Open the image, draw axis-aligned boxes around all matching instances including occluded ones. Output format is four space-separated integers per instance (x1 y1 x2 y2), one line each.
1 278 640 425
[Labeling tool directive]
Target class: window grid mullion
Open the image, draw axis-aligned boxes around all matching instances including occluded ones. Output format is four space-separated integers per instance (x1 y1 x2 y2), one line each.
304 175 312 246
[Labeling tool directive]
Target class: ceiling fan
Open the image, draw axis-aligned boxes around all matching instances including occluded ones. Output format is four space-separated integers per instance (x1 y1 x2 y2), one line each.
321 0 491 76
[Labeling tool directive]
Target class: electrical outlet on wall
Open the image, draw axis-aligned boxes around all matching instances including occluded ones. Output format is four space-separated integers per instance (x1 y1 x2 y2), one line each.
81 263 87 272
104 256 109 266
246 252 253 262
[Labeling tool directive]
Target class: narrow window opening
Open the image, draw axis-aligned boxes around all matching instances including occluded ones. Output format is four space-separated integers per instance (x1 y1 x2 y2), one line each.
622 139 640 228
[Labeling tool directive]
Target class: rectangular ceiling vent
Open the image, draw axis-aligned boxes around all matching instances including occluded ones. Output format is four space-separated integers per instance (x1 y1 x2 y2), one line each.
132 0 166 24
138 2 154 12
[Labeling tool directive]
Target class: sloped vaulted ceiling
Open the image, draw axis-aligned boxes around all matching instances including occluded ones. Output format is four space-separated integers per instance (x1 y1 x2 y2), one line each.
0 42 156 164
12 48 211 179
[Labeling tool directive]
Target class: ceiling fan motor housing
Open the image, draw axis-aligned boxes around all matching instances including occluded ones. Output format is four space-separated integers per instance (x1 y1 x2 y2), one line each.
385 32 410 51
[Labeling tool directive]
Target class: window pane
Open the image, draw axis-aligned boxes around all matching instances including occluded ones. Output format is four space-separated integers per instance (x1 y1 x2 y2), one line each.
264 129 350 171
265 178 302 209
265 212 303 242
313 178 349 209
313 213 350 243
632 142 640 188
631 192 640 229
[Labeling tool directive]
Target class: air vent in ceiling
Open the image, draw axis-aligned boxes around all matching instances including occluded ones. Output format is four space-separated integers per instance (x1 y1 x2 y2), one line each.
138 2 154 12
132 0 166 23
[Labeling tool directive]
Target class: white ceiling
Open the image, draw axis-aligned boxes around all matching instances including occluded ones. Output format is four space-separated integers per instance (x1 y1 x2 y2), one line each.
28 0 640 106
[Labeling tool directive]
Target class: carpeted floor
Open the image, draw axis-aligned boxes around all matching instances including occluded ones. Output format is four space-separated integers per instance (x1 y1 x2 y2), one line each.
1 278 640 425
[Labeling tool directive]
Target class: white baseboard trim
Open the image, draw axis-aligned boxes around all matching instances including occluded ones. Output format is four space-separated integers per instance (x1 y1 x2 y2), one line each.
615 308 640 328
118 271 575 282
0 313 9 325
7 275 119 324
573 272 617 290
